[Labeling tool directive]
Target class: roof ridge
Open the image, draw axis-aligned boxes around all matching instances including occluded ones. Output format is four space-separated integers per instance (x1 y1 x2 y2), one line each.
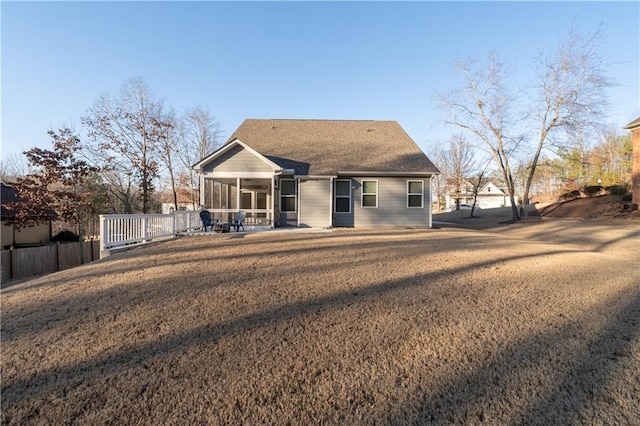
244 118 396 123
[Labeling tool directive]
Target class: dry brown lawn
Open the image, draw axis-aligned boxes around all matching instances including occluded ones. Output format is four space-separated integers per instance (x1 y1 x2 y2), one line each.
2 215 639 424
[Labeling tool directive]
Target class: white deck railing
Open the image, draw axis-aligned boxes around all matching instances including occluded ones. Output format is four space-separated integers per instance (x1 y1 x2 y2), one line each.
99 210 202 258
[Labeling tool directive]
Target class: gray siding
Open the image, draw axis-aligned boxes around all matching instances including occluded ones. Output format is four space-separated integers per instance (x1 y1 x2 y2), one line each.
299 179 331 228
279 211 297 227
202 145 274 173
350 177 431 227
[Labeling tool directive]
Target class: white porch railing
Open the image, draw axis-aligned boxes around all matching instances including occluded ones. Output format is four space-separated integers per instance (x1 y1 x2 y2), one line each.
99 210 202 258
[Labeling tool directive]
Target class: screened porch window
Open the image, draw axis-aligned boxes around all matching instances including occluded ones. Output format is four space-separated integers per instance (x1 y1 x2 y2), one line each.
204 178 237 209
334 179 351 213
204 177 273 226
280 179 296 212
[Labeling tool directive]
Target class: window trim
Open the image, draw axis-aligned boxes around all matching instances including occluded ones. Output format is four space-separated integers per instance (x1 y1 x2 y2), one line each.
334 179 352 214
361 179 378 208
407 180 424 208
279 178 297 212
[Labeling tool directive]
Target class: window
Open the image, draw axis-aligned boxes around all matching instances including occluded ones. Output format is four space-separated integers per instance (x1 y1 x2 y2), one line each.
334 179 351 213
407 180 424 208
362 180 378 208
280 179 296 212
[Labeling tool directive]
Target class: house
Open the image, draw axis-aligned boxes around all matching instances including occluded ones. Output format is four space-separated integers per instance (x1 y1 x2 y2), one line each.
1 182 55 248
444 178 518 210
193 119 440 228
623 117 640 205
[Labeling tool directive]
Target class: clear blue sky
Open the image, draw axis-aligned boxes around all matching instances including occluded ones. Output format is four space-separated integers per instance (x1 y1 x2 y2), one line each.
2 1 639 161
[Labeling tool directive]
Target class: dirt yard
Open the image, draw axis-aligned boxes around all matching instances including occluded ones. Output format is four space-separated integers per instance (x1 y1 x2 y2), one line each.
2 210 639 424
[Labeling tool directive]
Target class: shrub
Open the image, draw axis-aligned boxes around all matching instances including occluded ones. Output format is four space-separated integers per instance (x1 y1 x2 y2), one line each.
582 185 603 197
52 230 80 242
606 186 628 202
558 190 581 202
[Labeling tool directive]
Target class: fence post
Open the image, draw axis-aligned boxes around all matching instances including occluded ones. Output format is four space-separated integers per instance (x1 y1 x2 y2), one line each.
172 212 177 237
9 246 15 280
99 215 109 259
142 216 148 243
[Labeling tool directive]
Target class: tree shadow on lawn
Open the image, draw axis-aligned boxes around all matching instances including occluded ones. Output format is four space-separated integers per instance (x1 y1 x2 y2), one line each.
2 246 606 423
0 228 484 302
496 220 640 259
2 231 534 347
397 283 640 425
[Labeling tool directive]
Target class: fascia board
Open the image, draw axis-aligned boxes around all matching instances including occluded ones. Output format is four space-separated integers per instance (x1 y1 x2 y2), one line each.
337 171 436 177
294 175 337 180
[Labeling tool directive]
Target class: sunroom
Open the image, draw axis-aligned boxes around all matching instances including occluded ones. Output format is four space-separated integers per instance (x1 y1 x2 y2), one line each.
201 177 275 227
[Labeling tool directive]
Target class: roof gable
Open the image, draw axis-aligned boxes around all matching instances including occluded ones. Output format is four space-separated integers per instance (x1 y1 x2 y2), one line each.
222 119 440 176
193 139 284 172
479 181 506 195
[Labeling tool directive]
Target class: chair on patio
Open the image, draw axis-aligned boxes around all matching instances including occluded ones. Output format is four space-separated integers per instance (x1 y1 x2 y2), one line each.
199 210 215 232
230 210 246 232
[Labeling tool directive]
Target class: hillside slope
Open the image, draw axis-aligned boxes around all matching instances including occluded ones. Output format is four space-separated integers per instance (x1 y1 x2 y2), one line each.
538 195 639 220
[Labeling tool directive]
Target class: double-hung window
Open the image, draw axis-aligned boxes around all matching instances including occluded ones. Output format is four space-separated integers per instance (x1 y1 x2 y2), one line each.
334 179 351 213
407 180 424 208
280 179 296 212
362 180 378 208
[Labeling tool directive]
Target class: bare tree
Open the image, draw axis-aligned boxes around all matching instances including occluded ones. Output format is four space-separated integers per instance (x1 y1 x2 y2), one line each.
468 158 493 217
185 106 223 160
82 77 165 213
0 153 31 182
432 134 477 210
521 25 614 214
154 111 179 211
440 54 522 221
176 106 223 209
427 146 448 212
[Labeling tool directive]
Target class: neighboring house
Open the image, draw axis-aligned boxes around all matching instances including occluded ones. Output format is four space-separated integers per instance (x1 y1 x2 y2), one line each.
444 178 518 210
1 182 55 248
624 117 640 205
193 119 440 228
160 203 197 215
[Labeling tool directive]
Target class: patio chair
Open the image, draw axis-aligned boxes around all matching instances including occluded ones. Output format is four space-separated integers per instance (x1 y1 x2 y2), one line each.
199 210 215 232
230 210 246 232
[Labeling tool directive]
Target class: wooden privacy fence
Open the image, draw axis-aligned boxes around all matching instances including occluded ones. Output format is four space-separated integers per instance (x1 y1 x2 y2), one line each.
99 210 203 258
1 240 100 283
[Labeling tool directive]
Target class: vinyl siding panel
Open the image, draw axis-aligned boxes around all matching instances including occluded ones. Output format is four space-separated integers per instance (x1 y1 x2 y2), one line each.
299 179 331 228
2 222 51 247
202 145 274 173
351 177 431 227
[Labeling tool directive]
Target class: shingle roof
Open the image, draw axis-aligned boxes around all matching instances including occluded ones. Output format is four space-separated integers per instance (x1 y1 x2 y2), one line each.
624 117 640 130
1 182 56 219
0 183 18 218
224 119 440 176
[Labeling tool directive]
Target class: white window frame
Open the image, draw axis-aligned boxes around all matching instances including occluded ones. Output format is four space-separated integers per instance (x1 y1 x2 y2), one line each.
334 179 352 214
361 179 378 208
280 179 297 213
407 180 424 208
